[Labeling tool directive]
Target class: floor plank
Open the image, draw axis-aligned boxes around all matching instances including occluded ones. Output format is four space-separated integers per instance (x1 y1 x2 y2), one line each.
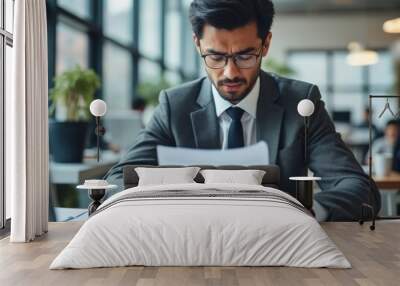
0 221 399 286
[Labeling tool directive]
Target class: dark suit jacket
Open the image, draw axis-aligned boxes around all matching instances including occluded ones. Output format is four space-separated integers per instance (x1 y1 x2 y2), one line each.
105 71 381 221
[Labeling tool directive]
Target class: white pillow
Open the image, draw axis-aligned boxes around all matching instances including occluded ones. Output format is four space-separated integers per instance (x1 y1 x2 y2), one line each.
200 169 266 185
135 167 201 186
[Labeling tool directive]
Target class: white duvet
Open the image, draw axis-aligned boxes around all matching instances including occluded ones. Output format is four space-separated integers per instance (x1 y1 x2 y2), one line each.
50 183 351 269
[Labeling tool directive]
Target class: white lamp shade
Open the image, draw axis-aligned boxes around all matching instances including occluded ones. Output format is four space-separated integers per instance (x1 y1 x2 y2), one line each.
297 99 315 117
90 99 107 117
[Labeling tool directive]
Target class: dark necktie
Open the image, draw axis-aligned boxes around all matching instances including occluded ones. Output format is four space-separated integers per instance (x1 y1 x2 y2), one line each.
226 107 245 148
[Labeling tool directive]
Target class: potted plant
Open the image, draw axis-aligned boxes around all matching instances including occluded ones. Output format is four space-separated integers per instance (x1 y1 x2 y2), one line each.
49 65 100 163
136 77 172 126
262 58 295 76
137 77 171 106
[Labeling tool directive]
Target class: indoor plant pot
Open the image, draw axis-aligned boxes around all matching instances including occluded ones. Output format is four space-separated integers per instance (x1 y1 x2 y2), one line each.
49 120 88 163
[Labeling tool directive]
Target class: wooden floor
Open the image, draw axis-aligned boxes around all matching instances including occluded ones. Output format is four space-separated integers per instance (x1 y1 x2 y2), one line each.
0 221 399 286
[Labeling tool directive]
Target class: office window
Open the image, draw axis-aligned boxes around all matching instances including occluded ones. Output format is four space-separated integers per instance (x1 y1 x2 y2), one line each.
58 0 91 20
198 60 207 77
369 52 394 88
103 0 134 45
369 52 398 127
138 58 162 84
332 92 364 124
288 53 328 87
56 21 89 74
288 52 328 103
332 52 363 90
182 43 198 78
164 71 182 85
103 42 132 111
288 50 394 125
181 15 198 78
138 0 161 59
165 0 182 69
45 0 201 220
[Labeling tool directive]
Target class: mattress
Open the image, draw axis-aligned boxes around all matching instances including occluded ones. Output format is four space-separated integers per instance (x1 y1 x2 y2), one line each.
50 183 351 269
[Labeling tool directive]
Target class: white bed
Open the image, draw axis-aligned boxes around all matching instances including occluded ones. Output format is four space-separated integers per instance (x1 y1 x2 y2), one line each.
50 183 351 269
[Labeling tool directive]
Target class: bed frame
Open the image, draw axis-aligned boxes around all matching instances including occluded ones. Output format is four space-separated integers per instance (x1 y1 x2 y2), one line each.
122 165 280 190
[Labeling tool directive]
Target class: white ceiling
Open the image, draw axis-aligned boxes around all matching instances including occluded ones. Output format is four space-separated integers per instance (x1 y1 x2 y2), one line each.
275 0 400 14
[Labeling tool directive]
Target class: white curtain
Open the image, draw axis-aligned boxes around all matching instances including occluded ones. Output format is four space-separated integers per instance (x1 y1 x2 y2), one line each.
7 0 49 242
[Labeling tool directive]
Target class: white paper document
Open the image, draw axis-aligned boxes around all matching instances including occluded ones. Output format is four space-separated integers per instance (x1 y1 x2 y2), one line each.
157 141 269 166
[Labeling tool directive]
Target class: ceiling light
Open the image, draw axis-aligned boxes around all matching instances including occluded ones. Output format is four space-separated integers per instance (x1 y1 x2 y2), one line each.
347 42 379 66
383 17 400 34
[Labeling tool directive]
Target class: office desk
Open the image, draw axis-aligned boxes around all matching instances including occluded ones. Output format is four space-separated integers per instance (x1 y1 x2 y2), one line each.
50 150 120 184
1 220 399 286
374 172 400 189
373 173 400 216
50 150 121 213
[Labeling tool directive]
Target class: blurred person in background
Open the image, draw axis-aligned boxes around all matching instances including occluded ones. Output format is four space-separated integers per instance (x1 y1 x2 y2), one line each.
357 107 380 137
368 120 399 159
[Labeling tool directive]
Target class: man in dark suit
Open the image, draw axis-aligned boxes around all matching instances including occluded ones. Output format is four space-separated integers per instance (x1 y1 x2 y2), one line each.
105 0 380 221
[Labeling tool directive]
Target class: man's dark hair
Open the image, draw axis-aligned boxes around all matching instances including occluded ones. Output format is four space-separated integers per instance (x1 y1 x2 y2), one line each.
386 119 399 128
189 0 275 41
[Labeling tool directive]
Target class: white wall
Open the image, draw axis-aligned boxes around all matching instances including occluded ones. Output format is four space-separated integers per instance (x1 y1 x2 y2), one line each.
269 11 400 61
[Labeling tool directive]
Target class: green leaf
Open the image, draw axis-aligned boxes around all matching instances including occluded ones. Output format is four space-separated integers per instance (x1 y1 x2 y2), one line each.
262 58 296 77
49 65 100 121
136 77 173 106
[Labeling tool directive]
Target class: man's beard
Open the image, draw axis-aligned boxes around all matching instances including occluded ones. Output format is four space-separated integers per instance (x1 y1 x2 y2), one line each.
207 68 261 104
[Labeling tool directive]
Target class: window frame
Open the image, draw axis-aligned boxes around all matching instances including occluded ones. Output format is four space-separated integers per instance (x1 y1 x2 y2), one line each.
287 48 391 115
46 0 199 106
0 0 14 234
44 0 200 219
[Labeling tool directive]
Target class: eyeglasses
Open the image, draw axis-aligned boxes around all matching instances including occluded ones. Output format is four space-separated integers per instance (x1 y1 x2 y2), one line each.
200 46 263 69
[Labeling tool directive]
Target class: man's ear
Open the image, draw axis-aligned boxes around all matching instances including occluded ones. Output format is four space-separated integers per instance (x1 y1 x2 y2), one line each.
193 34 201 54
262 32 272 57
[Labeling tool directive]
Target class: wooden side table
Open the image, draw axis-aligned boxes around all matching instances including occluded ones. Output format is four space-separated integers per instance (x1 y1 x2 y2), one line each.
77 180 117 215
289 176 321 210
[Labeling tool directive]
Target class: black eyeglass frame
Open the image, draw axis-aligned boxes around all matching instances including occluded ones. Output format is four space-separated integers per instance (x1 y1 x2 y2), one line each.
200 44 264 69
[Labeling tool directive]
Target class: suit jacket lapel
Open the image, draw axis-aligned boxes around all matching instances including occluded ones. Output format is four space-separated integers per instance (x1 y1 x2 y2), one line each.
190 73 284 157
190 78 221 149
256 71 284 164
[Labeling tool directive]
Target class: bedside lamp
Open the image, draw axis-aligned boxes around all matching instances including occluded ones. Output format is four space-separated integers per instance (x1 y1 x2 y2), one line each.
77 180 117 216
290 99 321 212
76 99 117 216
297 99 315 168
90 99 107 162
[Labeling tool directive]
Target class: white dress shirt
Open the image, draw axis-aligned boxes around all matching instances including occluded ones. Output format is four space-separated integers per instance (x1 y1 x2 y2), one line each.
212 77 260 149
211 77 328 221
